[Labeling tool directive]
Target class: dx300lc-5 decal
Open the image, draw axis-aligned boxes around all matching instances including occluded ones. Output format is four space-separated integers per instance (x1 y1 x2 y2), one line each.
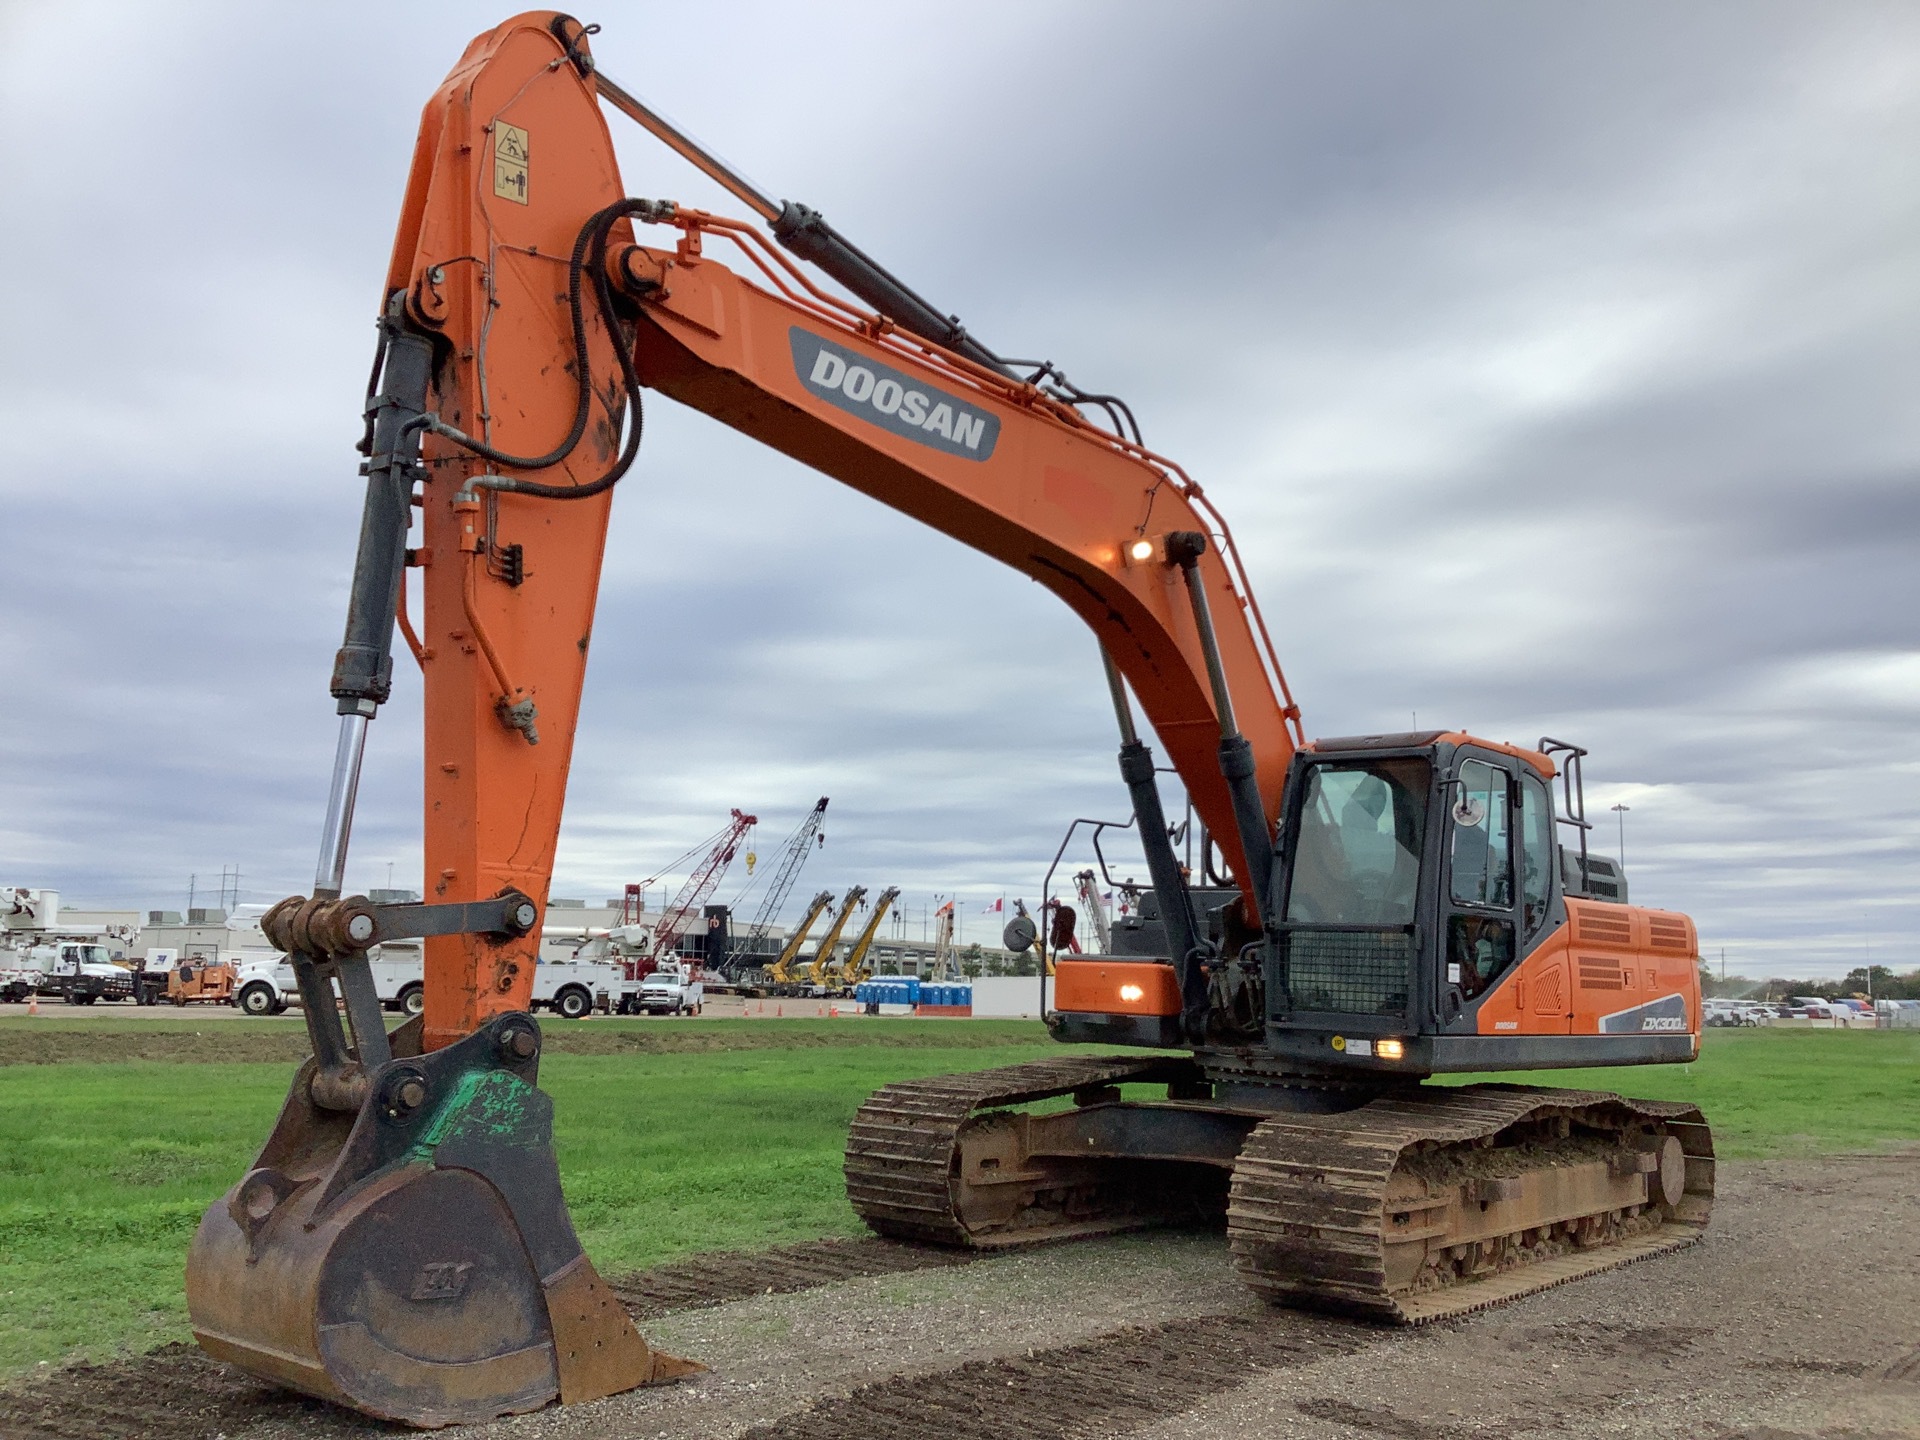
1599 993 1690 1034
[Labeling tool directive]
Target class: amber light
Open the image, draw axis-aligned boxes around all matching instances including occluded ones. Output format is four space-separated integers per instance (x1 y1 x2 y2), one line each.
1128 540 1155 562
1119 984 1145 1002
1377 1038 1405 1061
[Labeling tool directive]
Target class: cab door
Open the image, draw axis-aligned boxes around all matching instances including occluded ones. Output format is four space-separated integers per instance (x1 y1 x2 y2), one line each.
1512 769 1572 1033
1442 760 1571 1035
1438 755 1521 1032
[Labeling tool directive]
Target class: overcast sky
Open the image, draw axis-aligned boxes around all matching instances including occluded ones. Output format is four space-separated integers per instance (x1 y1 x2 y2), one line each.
2 2 1915 978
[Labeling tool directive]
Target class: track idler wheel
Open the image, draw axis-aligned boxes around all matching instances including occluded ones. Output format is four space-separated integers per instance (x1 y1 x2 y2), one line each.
185 1012 699 1428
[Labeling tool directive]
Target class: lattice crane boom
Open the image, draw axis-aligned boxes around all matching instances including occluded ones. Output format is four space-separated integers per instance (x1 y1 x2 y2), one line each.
728 797 828 971
632 808 755 975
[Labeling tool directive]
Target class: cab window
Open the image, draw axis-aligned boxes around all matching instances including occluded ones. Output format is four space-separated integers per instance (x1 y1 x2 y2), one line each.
1285 758 1429 925
1519 773 1554 935
1448 760 1512 909
1449 915 1513 999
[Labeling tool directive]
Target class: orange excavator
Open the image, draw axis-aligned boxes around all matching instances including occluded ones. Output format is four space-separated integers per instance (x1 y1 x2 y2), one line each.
186 13 1714 1427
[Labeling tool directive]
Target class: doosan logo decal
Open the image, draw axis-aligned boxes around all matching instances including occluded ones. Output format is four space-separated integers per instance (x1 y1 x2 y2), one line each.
789 329 999 461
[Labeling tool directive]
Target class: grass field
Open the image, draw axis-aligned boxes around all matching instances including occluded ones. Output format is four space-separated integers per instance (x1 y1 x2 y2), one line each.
0 1019 1914 1381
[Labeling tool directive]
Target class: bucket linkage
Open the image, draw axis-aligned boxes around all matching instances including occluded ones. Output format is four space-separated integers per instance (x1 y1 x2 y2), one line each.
185 892 697 1428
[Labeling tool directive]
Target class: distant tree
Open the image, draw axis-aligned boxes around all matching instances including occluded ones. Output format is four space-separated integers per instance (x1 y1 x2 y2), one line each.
1699 968 1765 999
960 943 984 979
1844 965 1920 1000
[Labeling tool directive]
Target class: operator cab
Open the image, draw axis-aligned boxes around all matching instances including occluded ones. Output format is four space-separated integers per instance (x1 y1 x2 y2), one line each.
1053 730 1699 1076
1259 730 1694 1074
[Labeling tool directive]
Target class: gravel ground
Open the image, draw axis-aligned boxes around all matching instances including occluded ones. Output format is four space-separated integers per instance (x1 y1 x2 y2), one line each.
6 1153 1913 1440
259 1152 1919 1440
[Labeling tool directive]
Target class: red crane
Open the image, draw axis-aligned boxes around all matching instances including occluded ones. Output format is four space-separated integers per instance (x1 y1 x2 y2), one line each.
621 808 755 977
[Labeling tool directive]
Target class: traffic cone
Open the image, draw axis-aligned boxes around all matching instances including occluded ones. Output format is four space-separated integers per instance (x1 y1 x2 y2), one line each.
26 993 38 1017
829 1005 838 1018
776 1003 783 1017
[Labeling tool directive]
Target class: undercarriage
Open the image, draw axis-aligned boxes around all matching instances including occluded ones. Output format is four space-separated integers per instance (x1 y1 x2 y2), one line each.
845 1055 1714 1324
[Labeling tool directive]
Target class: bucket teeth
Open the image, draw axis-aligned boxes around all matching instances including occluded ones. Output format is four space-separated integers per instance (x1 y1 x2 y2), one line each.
186 1012 696 1427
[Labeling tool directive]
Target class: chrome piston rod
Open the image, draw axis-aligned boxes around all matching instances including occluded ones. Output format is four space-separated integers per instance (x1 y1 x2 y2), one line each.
314 709 370 899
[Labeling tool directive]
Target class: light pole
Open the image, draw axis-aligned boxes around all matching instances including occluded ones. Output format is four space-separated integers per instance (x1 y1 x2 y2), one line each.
1610 803 1630 869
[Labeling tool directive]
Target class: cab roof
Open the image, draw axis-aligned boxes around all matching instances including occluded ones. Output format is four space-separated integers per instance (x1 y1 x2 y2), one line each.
1305 730 1556 780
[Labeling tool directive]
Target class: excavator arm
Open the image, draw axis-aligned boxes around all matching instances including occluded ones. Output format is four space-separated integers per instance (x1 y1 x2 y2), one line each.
187 12 1303 1427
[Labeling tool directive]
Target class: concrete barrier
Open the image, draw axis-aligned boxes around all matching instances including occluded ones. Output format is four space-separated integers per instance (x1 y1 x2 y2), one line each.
970 976 1053 1019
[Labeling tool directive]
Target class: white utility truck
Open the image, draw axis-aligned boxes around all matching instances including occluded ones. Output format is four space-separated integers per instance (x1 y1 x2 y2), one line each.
4 940 134 1005
234 946 639 1019
633 959 704 1016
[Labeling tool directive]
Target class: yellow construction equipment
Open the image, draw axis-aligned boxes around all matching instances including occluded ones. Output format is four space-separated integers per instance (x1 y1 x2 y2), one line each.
806 886 866 989
835 886 901 989
765 890 835 989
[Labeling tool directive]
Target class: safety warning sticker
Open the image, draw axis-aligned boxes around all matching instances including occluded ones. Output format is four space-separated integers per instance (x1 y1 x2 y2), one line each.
493 123 529 205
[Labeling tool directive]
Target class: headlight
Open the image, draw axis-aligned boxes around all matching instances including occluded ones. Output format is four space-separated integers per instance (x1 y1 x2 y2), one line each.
1128 540 1155 562
1119 984 1144 1002
1377 1038 1405 1061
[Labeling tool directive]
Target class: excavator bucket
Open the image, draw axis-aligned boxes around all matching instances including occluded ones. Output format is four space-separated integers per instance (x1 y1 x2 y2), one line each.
186 1010 698 1427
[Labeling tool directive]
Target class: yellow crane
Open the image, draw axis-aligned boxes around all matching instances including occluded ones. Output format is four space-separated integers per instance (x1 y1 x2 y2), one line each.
836 886 901 988
766 890 835 987
930 901 958 980
805 885 867 988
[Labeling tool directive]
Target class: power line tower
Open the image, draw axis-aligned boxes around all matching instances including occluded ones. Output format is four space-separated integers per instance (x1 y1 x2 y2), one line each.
727 797 828 973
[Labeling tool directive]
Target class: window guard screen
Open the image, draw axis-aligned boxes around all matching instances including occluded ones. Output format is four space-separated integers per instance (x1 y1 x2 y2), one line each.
1282 926 1413 1016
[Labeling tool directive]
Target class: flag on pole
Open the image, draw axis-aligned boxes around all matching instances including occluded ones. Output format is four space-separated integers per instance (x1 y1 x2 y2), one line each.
982 898 1003 914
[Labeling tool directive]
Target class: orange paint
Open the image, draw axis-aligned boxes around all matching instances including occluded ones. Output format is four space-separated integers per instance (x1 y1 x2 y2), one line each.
1054 960 1182 1017
1477 900 1701 1037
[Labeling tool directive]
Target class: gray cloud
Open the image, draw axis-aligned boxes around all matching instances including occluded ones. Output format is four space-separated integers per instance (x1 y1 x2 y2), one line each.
2 1 1915 977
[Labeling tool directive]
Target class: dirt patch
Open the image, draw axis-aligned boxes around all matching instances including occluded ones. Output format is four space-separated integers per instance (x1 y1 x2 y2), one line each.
0 1028 311 1066
0 1343 323 1440
1883 1349 1920 1383
540 1024 1055 1057
0 1019 1058 1066
736 1312 1364 1440
1134 1153 1920 1440
0 1238 982 1440
612 1235 976 1317
1295 1397 1473 1440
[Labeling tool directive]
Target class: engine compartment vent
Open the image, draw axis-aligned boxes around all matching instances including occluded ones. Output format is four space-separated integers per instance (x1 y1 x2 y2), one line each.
1575 910 1634 946
1578 962 1625 990
1647 915 1692 953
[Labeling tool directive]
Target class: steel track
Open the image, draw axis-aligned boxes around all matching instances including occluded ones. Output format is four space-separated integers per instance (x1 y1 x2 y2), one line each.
845 1062 1715 1323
